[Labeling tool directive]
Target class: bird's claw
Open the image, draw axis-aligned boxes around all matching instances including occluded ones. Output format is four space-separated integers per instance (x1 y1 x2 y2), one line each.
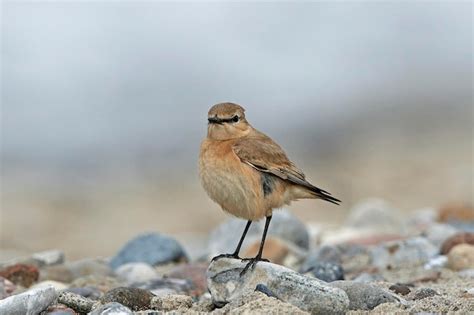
239 256 268 276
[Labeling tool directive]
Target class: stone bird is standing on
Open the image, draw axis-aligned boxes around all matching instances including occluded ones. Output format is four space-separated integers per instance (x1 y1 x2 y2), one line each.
199 102 340 274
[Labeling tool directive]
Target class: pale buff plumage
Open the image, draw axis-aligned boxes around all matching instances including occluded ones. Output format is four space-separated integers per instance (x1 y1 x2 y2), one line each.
199 102 339 221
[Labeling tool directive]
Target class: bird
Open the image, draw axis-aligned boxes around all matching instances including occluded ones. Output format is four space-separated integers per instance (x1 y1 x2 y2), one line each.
199 102 340 275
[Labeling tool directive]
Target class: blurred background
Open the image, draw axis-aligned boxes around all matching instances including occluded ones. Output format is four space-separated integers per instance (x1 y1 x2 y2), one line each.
1 1 472 261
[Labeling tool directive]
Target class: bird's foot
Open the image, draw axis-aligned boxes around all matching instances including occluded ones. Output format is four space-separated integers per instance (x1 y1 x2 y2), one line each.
211 253 240 262
239 256 269 276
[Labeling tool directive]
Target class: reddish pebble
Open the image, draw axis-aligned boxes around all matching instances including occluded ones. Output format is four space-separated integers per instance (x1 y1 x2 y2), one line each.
0 264 39 287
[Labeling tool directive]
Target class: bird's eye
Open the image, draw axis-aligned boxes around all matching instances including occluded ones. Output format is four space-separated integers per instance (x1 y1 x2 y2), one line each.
232 115 240 123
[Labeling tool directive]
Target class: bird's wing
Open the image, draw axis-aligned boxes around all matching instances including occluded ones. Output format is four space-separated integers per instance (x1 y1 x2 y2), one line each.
232 132 340 205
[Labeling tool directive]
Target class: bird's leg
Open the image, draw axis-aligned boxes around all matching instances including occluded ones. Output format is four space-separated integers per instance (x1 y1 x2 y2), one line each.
212 220 252 261
240 215 272 276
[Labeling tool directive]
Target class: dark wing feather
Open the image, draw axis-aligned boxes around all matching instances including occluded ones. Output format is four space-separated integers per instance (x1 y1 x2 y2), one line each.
232 131 340 205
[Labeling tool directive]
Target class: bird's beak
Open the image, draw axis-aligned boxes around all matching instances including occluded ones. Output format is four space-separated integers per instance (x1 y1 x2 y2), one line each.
208 117 223 124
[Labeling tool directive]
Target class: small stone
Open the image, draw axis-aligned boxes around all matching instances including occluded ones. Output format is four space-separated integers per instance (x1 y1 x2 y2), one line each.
131 277 194 297
306 262 344 282
110 233 188 269
70 275 123 294
437 202 474 223
208 209 310 259
167 262 208 296
447 243 474 271
41 258 113 283
89 302 133 315
150 294 192 311
424 255 448 269
58 291 95 313
115 263 159 284
44 304 76 314
65 286 102 300
100 287 154 311
255 283 278 298
408 287 439 300
389 283 411 295
345 198 403 234
207 258 349 314
32 250 64 267
0 286 57 315
440 232 474 255
0 264 39 288
423 223 459 250
330 281 398 310
301 245 342 272
0 276 16 299
31 280 68 291
370 237 437 269
458 269 474 278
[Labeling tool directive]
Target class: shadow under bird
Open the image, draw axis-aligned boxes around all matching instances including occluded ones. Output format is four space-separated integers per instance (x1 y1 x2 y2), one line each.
199 102 340 275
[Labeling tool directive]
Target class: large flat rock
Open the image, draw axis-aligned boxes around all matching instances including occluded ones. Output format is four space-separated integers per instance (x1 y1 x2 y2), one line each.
207 258 349 314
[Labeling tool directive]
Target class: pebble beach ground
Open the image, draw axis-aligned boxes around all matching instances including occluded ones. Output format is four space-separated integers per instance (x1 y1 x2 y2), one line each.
1 199 473 314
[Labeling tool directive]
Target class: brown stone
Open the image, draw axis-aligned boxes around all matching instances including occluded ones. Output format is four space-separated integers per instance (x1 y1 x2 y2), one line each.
438 202 474 223
440 232 474 255
243 237 290 265
0 264 39 287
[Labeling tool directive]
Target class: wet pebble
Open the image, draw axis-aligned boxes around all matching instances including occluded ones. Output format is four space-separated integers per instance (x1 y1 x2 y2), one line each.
110 233 188 269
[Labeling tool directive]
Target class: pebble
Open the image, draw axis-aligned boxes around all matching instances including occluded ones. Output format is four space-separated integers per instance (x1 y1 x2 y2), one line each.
0 276 16 299
89 302 133 315
424 255 448 270
110 232 188 269
389 283 411 295
41 258 113 283
0 286 57 315
0 263 39 288
131 277 194 297
370 237 438 269
440 232 474 255
305 262 344 282
65 286 102 300
207 257 349 314
115 262 159 284
255 283 278 299
208 209 310 259
100 287 154 311
57 291 96 313
330 281 398 310
447 243 474 271
70 275 123 293
166 262 208 296
31 280 68 291
345 198 403 234
150 294 193 311
408 287 439 300
423 223 459 250
31 250 64 267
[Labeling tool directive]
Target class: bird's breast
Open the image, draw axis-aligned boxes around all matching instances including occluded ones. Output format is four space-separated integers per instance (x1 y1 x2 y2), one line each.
199 140 265 220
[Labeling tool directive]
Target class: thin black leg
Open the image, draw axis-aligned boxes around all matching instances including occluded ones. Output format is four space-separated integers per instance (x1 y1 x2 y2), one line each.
240 215 272 276
211 220 252 261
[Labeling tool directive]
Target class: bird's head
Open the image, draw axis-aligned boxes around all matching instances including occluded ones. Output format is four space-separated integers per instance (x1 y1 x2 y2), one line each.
207 102 251 140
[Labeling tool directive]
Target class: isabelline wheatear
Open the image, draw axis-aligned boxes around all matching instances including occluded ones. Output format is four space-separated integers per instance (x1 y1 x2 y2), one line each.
199 102 340 274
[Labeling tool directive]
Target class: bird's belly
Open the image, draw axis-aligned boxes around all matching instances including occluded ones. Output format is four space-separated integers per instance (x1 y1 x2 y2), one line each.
199 156 265 220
